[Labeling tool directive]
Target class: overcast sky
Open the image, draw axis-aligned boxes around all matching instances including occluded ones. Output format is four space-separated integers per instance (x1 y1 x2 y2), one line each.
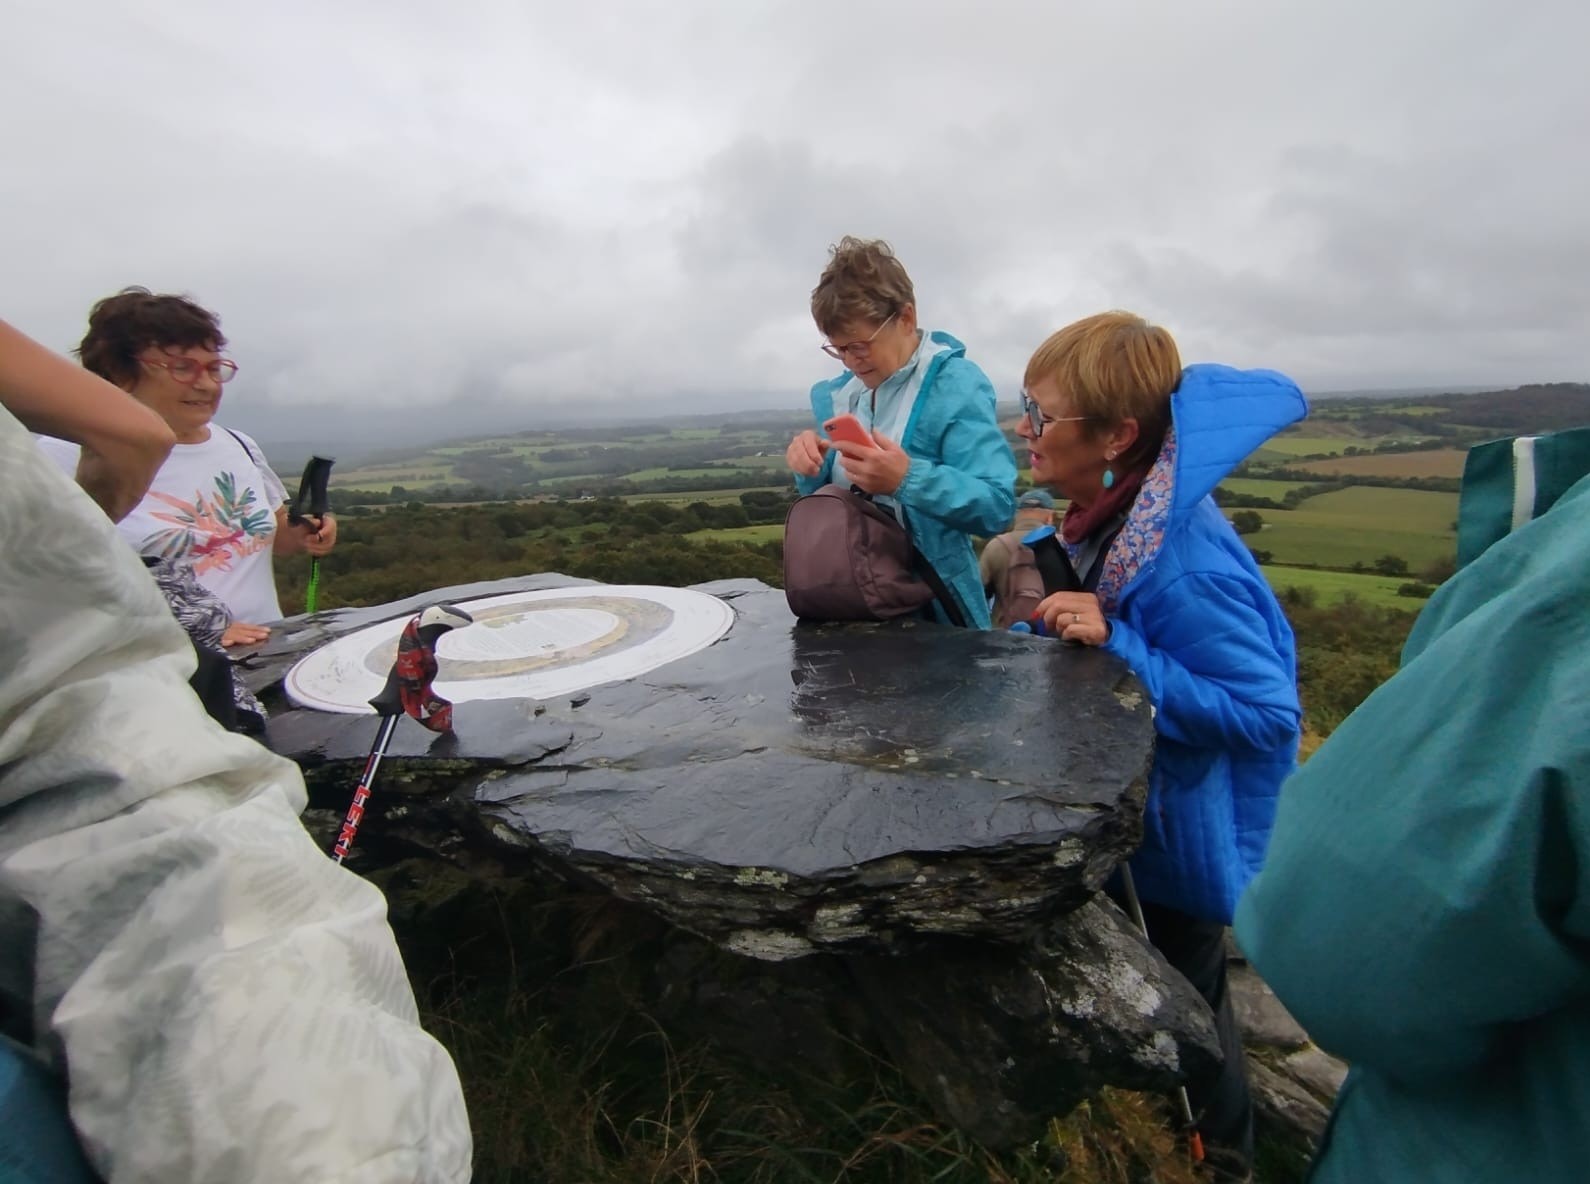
5 0 1588 441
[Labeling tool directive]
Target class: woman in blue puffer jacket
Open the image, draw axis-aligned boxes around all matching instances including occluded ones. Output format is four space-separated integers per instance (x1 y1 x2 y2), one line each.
1021 311 1305 1182
785 237 1016 627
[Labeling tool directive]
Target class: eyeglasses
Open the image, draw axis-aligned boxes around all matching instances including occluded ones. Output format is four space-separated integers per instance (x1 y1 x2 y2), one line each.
821 312 897 361
1020 390 1091 438
142 356 240 385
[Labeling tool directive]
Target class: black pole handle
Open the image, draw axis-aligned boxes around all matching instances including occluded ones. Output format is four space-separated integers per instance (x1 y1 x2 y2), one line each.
368 665 406 719
288 455 336 525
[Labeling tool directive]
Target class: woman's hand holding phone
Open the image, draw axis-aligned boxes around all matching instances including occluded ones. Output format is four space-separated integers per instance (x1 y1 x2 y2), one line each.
832 428 911 495
791 416 908 493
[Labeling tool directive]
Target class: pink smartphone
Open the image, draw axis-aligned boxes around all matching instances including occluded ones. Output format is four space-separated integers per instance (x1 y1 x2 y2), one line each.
823 413 877 450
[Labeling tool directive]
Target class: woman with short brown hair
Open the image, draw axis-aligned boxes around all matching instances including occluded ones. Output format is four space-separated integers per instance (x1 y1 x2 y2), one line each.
1020 310 1306 1180
785 237 1016 627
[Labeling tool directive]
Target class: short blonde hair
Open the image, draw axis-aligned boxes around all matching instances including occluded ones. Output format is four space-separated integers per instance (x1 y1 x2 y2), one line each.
1024 311 1180 467
810 237 915 337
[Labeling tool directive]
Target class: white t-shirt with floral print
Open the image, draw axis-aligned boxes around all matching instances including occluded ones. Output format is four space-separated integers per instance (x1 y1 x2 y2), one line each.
38 427 288 622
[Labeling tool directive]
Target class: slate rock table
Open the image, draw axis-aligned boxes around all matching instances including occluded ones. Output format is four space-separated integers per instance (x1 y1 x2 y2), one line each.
244 574 1219 1147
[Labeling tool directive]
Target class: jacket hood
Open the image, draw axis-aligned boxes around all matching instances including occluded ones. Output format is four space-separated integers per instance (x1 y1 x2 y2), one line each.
1168 363 1308 520
1456 426 1590 569
1070 362 1306 614
825 329 965 394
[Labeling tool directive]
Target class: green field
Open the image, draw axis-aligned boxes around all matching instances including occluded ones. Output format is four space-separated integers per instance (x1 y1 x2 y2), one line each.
330 424 803 493
625 486 788 505
1261 566 1426 611
1294 450 1469 479
621 466 753 481
335 461 454 491
524 472 606 487
1298 486 1457 532
1259 435 1373 457
685 524 786 545
719 453 788 468
671 524 1441 606
1217 477 1314 500
1242 487 1456 570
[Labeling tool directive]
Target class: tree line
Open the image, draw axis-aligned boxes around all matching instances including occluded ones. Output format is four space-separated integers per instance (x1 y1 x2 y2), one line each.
275 494 1419 742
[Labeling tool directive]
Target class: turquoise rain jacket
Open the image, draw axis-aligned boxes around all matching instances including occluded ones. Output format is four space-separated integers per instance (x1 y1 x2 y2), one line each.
1236 428 1590 1183
798 330 1017 628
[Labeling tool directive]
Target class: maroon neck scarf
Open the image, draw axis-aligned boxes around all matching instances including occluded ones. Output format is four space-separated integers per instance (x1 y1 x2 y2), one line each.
1061 462 1150 545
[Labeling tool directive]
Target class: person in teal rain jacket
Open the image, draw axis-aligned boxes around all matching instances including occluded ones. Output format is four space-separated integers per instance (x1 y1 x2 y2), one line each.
1023 312 1306 1180
1236 426 1590 1184
785 237 1016 628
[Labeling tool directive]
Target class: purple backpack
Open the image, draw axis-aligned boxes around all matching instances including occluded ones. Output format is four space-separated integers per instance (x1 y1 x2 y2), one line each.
782 486 947 622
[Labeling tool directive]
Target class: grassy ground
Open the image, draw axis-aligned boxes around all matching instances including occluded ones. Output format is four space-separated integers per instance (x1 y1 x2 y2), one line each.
387 874 1297 1184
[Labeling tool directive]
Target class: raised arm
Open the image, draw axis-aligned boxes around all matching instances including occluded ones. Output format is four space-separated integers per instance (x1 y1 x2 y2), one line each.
0 402 471 1182
0 319 175 520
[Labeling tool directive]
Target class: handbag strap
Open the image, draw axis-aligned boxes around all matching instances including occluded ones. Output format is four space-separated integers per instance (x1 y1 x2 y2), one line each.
852 485 968 629
912 549 967 628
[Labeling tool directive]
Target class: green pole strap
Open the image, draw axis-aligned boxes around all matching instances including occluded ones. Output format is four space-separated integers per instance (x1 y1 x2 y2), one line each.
305 557 322 614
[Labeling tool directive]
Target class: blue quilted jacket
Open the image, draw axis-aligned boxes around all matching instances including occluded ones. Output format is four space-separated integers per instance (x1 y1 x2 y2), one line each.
797 330 1017 628
1082 364 1306 924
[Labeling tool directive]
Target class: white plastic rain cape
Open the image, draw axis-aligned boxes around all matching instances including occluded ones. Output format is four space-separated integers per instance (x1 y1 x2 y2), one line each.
0 407 471 1183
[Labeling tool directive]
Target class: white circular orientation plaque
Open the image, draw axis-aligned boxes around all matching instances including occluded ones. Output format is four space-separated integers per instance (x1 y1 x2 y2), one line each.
283 585 736 714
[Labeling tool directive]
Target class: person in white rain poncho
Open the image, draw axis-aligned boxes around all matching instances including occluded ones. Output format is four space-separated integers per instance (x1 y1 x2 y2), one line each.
0 319 472 1183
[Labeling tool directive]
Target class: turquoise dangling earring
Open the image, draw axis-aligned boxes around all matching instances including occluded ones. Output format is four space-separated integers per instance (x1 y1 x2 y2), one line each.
1102 454 1116 490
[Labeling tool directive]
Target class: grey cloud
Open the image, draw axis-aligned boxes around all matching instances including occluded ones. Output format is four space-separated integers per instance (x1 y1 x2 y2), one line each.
3 0 1588 447
1087 138 1590 385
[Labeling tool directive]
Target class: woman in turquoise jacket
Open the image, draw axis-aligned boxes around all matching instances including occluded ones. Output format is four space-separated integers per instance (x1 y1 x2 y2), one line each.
1236 428 1590 1183
1023 312 1306 1180
785 237 1016 628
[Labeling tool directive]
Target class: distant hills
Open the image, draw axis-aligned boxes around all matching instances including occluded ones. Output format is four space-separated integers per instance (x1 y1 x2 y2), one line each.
258 382 1589 477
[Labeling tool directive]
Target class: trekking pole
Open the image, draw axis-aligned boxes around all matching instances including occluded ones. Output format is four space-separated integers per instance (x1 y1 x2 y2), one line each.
1119 864 1206 1165
289 455 335 614
330 602 473 864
